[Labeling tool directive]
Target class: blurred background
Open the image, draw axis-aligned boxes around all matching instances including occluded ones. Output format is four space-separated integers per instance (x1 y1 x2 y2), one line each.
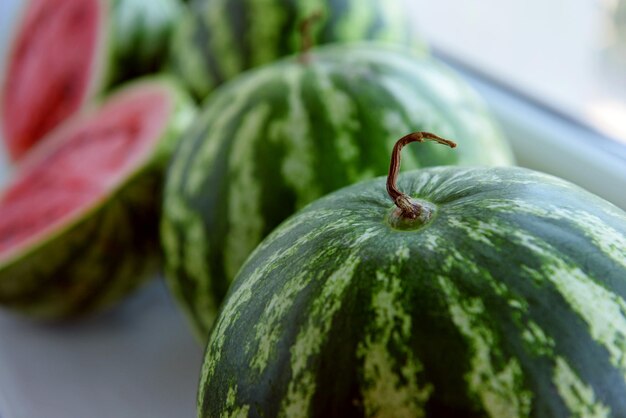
411 0 626 144
406 0 626 210
3 0 626 200
0 0 20 180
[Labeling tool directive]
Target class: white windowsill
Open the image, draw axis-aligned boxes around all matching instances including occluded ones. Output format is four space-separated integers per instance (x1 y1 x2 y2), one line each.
443 54 626 210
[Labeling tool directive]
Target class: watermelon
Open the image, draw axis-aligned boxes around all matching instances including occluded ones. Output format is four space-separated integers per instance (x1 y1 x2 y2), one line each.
199 133 626 417
0 0 182 161
169 0 425 100
161 43 516 339
0 77 195 319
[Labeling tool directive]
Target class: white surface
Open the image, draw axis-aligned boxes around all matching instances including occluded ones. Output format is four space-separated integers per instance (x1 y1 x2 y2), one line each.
410 0 626 143
452 62 626 210
406 0 626 208
0 2 203 417
0 281 203 418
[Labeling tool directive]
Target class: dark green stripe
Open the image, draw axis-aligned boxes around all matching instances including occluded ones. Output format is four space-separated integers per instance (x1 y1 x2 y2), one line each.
199 166 626 416
164 44 516 339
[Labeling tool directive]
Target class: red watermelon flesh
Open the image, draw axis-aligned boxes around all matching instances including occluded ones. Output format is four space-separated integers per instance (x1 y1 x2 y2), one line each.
0 86 171 263
1 0 102 161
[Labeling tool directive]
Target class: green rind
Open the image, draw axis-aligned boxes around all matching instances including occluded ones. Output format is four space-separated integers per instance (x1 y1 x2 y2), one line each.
162 42 516 339
169 0 426 100
199 166 626 418
105 0 183 86
0 76 196 318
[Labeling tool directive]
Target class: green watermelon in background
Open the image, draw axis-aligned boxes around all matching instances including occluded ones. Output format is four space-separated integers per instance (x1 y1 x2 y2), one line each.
169 0 425 100
199 133 626 418
161 43 516 339
0 77 195 319
0 0 182 161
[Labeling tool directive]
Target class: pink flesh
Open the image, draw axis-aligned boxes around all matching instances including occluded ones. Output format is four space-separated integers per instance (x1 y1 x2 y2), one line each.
1 0 100 160
0 87 171 262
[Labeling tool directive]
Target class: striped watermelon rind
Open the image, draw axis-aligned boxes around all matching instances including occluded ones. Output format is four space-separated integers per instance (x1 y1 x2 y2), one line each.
105 0 183 86
199 165 626 417
168 0 426 100
162 42 516 339
0 77 196 318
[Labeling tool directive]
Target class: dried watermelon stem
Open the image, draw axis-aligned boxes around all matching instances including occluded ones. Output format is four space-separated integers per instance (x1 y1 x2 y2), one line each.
387 132 457 219
298 11 323 64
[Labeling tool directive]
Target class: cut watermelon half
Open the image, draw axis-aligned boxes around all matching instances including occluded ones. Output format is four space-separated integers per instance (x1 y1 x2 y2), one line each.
0 77 195 319
1 0 103 161
0 0 182 161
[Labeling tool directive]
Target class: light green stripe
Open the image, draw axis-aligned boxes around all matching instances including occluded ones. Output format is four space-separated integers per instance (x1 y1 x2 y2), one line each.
222 385 250 418
247 0 286 66
245 226 382 377
442 219 523 307
183 211 215 327
313 67 368 183
565 210 626 270
161 192 217 330
224 103 271 281
279 252 362 418
249 208 344 257
164 114 206 193
447 216 500 248
445 214 626 386
185 70 273 195
161 203 182 278
200 215 360 394
374 0 412 42
438 275 532 418
172 11 214 95
521 320 556 357
553 356 611 418
358 246 432 417
335 0 377 41
205 0 241 79
429 167 566 192
517 230 626 382
267 66 320 208
183 113 228 196
485 198 626 271
248 268 310 374
296 0 327 18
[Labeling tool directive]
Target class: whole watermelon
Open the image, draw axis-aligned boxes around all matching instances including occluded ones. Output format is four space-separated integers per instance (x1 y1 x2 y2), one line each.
199 137 626 417
161 43 515 339
169 0 425 100
107 0 183 85
0 0 182 160
0 77 195 318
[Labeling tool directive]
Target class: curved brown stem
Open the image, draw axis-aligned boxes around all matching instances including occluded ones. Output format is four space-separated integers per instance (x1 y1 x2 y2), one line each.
387 132 457 219
298 11 323 64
